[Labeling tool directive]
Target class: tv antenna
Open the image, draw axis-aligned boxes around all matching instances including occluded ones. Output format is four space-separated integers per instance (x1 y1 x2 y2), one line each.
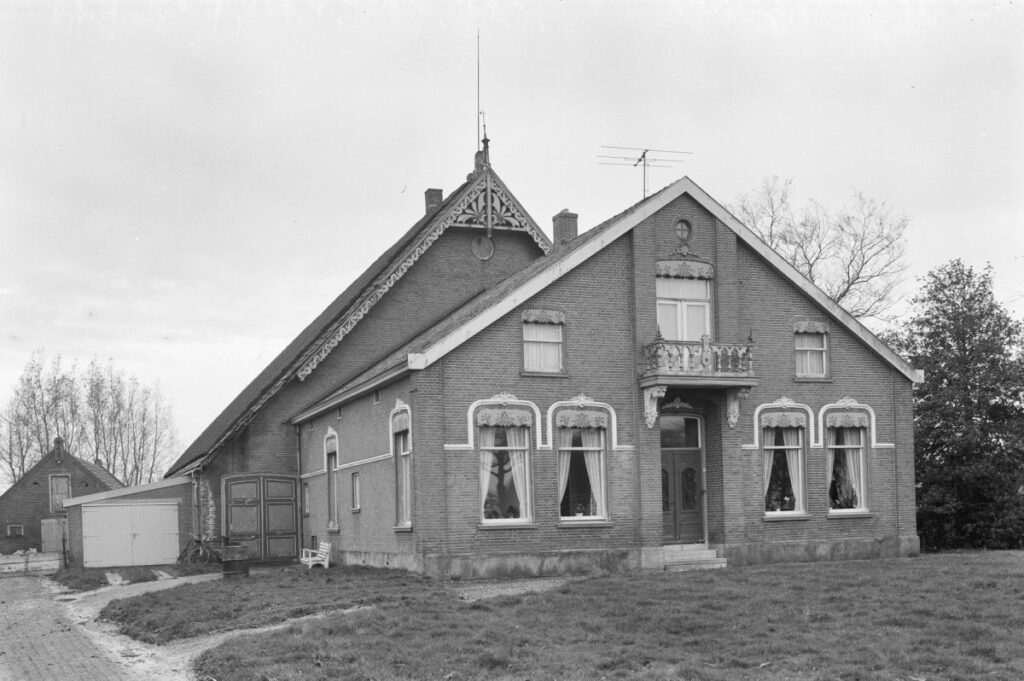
599 145 692 198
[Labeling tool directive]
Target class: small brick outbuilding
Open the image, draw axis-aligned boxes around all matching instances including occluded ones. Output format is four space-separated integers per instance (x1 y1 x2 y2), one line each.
0 438 123 556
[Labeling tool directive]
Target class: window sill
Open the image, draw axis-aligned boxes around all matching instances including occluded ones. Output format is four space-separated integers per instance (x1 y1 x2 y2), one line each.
557 519 612 528
793 376 832 383
762 513 811 522
827 510 873 519
520 370 568 378
393 524 413 533
477 522 537 530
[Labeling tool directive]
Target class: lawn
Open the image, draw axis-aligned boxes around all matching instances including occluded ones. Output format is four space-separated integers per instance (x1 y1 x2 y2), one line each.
103 552 1024 681
51 562 216 592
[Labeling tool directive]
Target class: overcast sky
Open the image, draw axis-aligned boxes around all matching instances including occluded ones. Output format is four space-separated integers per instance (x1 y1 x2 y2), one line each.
1 0 1022 458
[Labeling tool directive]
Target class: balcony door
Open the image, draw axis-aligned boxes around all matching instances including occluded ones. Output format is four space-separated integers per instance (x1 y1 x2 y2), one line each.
660 412 705 544
656 277 710 341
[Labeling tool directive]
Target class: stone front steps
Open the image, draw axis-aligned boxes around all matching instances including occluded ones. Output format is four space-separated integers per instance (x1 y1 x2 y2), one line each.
661 543 727 572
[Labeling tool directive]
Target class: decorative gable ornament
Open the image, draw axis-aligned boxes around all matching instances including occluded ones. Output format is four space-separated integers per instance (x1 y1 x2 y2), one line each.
295 172 550 383
655 259 715 280
825 398 870 429
554 409 609 430
476 408 533 428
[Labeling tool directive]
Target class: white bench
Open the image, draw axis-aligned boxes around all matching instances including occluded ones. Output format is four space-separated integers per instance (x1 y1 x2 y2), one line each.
300 541 331 569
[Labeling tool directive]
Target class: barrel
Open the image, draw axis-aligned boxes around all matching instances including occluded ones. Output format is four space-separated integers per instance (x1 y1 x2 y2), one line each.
222 544 249 578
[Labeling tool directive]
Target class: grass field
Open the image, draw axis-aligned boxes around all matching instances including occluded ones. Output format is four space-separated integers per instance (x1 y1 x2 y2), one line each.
99 552 1024 681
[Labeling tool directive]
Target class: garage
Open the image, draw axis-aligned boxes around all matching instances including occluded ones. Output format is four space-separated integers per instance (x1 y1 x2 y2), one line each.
82 500 180 568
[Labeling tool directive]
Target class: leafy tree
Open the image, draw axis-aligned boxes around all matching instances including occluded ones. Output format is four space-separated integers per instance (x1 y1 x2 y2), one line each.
887 260 1024 550
0 351 178 489
732 177 909 320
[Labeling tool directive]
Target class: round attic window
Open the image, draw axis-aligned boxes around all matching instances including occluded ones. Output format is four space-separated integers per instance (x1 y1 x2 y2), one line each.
471 235 495 261
675 219 692 244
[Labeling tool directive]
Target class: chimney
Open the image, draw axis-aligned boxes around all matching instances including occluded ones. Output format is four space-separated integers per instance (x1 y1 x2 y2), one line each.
552 209 578 245
425 188 443 214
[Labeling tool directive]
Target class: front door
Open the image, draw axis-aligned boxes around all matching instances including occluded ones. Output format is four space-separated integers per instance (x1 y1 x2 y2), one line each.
660 413 705 543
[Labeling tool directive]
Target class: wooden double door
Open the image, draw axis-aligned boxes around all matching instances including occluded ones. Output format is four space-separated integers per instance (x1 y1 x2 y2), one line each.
661 413 706 544
224 475 298 562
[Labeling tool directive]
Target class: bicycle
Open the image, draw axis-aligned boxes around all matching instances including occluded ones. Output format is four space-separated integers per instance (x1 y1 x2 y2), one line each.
177 535 226 565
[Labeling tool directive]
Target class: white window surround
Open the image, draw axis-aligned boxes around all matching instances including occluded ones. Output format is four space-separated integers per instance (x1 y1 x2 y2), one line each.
741 397 893 450
6 524 24 537
441 393 630 452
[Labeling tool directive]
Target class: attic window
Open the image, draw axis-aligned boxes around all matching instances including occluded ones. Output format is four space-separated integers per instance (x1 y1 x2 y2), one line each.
522 310 565 374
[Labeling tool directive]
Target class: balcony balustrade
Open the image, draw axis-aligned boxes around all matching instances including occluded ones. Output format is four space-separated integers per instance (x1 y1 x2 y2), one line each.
640 335 756 386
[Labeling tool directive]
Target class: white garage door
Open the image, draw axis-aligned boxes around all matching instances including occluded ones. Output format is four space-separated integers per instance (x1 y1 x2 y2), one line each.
82 501 180 568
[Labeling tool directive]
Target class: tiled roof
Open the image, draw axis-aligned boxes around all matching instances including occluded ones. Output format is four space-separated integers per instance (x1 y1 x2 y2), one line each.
74 457 125 490
165 164 550 477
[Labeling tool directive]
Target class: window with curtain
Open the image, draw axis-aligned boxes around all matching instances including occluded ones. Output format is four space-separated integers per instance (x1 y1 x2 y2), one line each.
394 425 411 527
763 427 805 514
656 277 711 341
828 427 866 511
795 332 828 377
523 322 563 372
557 427 607 520
302 482 310 517
479 425 531 523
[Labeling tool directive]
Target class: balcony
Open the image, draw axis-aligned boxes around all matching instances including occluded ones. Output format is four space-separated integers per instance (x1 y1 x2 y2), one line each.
639 335 758 389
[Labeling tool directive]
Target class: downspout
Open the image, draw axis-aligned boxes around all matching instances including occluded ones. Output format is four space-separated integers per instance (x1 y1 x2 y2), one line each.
190 470 200 539
295 424 304 550
892 372 900 538
627 230 643 555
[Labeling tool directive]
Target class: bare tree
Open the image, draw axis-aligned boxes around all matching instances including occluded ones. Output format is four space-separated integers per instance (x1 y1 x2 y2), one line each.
84 359 178 487
732 177 909 319
0 352 178 488
0 353 84 484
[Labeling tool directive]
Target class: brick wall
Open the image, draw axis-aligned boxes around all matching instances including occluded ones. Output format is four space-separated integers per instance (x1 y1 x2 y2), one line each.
198 227 544 564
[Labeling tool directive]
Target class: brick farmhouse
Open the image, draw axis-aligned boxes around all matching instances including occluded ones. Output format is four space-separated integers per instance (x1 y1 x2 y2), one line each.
138 145 919 576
